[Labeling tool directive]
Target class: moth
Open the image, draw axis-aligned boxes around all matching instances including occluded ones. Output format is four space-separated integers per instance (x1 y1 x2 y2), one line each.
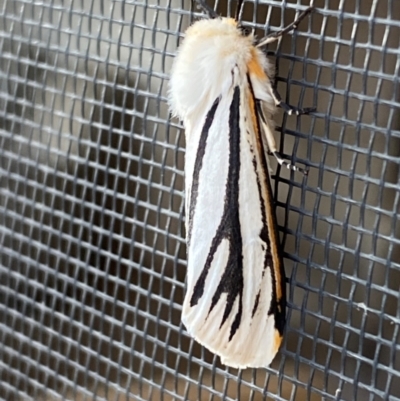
168 0 314 368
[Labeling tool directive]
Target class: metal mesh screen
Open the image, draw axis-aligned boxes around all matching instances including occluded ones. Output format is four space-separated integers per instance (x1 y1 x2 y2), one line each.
0 0 399 400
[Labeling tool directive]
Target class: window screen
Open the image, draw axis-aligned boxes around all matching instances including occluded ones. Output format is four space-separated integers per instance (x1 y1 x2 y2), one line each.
0 0 399 400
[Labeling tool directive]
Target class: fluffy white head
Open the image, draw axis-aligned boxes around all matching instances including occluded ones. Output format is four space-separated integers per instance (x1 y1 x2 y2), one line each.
168 18 273 128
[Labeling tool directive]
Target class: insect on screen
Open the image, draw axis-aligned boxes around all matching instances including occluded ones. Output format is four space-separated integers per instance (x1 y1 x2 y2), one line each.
0 0 399 400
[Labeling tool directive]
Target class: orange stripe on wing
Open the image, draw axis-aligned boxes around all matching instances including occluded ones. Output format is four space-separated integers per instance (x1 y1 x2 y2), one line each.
273 329 283 355
247 48 268 80
245 71 284 304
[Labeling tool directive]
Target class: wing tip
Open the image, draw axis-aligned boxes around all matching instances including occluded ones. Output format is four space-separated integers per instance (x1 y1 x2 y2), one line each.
183 316 283 369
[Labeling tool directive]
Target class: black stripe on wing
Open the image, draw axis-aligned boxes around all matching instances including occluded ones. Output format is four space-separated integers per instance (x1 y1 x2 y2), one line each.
188 79 285 342
190 86 243 341
187 97 220 245
249 76 286 336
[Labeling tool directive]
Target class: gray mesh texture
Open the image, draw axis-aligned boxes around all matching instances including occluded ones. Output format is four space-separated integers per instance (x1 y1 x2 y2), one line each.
0 0 399 400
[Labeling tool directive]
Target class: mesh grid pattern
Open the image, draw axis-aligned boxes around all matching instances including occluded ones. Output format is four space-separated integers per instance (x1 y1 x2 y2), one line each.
0 0 399 400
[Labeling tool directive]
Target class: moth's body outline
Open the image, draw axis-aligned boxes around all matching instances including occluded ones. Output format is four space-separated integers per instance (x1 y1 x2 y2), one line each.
168 1 314 368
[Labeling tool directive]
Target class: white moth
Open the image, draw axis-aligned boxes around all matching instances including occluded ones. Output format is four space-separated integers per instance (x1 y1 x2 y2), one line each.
169 1 314 369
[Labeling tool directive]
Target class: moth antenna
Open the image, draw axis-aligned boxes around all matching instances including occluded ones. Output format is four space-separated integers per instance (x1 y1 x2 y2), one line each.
235 0 244 21
195 0 219 19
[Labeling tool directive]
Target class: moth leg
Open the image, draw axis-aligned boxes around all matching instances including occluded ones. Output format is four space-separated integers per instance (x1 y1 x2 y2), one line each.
256 5 316 115
195 0 219 19
269 83 316 116
256 6 314 47
256 101 308 175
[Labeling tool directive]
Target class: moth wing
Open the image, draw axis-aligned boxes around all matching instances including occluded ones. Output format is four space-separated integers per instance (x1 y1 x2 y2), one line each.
183 76 285 369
